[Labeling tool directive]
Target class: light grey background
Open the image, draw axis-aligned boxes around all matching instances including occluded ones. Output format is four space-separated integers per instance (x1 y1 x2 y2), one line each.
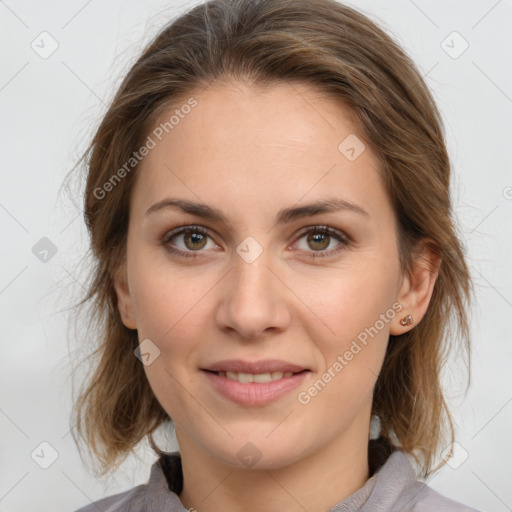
1 0 511 511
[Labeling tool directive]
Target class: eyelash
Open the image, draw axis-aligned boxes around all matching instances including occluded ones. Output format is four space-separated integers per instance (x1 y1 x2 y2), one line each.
161 224 350 260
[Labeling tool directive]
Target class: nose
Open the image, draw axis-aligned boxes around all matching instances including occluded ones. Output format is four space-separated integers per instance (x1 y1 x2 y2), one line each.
214 247 292 341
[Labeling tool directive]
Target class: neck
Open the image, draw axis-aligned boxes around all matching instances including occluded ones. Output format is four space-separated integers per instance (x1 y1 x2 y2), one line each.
177 426 370 512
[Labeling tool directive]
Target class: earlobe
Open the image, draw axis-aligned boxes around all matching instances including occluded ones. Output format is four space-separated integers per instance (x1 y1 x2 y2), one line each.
113 264 137 330
390 239 441 335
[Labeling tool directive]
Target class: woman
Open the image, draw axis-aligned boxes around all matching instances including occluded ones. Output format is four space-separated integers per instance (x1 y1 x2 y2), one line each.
71 0 478 510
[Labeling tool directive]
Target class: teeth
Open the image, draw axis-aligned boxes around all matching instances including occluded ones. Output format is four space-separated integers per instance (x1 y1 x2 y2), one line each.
219 371 295 382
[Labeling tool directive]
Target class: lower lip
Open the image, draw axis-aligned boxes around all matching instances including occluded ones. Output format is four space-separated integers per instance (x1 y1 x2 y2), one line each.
201 370 310 406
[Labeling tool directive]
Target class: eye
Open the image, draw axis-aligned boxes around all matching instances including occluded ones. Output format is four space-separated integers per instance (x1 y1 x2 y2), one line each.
292 225 349 258
162 225 218 258
162 224 349 259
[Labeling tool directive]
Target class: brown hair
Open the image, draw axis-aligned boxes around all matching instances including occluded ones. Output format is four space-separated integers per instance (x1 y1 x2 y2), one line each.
70 0 473 479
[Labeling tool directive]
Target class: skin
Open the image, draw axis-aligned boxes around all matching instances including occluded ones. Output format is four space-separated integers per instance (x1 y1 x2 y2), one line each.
114 79 440 512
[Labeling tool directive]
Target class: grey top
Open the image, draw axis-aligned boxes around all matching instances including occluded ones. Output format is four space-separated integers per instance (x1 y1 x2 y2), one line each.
74 450 479 511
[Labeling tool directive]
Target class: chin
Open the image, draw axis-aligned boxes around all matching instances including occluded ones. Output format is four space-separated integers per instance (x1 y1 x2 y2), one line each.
203 433 309 471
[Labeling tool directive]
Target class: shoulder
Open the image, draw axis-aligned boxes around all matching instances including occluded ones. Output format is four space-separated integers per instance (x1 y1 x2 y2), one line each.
72 452 185 512
384 452 481 512
73 483 147 512
361 451 481 512
400 480 480 511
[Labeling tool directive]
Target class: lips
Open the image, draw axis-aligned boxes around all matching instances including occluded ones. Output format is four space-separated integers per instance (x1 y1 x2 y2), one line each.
203 359 308 374
200 359 310 405
202 369 309 406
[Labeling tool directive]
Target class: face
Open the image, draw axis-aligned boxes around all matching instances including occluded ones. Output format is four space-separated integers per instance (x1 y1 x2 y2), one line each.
115 80 410 470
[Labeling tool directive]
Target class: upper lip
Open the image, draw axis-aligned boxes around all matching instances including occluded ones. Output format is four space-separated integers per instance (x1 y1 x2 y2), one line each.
203 359 309 374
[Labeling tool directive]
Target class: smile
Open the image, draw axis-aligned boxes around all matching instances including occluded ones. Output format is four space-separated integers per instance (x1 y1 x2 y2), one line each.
216 370 296 383
201 368 310 406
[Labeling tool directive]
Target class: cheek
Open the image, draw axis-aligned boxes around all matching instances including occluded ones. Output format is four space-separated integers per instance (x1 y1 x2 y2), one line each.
308 253 398 343
131 268 209 421
128 245 210 339
301 252 398 395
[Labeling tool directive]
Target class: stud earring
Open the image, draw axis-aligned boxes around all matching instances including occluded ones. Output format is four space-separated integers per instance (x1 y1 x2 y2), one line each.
400 314 413 326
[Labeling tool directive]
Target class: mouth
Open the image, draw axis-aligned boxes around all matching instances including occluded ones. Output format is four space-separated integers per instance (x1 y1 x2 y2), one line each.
200 359 311 406
202 369 309 383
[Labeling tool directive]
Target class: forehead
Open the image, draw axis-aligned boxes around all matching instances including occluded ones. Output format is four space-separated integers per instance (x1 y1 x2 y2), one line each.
158 80 364 158
132 80 391 225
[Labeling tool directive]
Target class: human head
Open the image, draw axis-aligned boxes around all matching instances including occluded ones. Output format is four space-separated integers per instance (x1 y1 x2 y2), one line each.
72 0 472 478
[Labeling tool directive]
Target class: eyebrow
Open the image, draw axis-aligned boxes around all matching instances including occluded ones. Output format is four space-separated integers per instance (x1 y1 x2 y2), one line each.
145 197 369 226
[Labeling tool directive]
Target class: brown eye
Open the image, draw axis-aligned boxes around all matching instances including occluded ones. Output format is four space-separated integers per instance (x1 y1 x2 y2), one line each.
182 230 208 250
294 226 349 258
163 225 216 257
307 231 331 251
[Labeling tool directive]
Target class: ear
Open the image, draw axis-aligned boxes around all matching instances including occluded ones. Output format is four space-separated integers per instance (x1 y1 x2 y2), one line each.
113 261 137 330
390 238 441 335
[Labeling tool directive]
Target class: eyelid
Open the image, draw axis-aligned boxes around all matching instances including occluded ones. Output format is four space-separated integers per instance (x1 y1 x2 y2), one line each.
161 224 350 258
293 224 350 243
162 224 211 243
289 224 349 258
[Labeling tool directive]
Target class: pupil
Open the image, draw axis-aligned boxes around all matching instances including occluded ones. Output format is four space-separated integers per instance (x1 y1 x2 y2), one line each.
186 232 206 249
309 232 329 250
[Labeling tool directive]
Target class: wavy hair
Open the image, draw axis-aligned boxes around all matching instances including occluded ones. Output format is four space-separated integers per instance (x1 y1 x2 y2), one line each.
69 0 473 479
